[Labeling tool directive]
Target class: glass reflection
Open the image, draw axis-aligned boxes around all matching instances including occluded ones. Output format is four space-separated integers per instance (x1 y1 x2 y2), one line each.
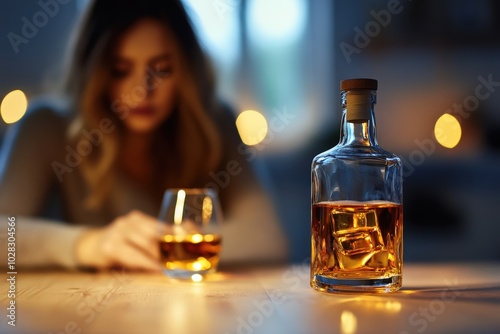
340 310 357 334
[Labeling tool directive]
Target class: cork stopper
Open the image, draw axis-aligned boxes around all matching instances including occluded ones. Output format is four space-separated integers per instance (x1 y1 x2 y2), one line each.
341 79 377 122
340 78 378 91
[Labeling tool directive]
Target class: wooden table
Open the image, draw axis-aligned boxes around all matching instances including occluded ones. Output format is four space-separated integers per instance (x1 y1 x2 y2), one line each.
1 263 500 334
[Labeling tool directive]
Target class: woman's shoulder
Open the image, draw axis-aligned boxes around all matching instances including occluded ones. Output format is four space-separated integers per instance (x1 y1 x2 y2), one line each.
22 96 71 126
11 96 72 139
2 96 71 154
211 100 240 141
213 100 237 121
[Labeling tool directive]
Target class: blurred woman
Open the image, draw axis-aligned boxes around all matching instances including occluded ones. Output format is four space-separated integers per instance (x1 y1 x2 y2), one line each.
0 0 287 270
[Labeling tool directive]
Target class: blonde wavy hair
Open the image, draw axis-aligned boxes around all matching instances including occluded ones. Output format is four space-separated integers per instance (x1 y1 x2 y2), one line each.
64 0 222 209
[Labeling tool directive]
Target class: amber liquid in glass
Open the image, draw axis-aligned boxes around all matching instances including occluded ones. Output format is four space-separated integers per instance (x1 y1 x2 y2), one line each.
160 234 222 274
311 200 402 292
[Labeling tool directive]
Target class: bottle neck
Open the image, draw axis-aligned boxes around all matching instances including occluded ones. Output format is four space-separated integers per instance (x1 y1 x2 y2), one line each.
339 89 378 147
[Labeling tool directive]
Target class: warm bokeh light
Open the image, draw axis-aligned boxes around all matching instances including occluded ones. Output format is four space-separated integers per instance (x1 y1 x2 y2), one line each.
434 113 462 149
236 110 268 146
1 90 28 124
340 310 357 334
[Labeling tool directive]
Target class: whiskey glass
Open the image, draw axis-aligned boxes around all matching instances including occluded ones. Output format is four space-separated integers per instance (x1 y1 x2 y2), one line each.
158 188 223 279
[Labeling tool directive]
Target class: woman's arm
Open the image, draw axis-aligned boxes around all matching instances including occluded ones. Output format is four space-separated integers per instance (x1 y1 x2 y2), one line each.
0 106 163 271
0 215 88 268
0 104 90 268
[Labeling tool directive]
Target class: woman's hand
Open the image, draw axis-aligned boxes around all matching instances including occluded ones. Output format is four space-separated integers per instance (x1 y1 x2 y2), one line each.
76 210 162 272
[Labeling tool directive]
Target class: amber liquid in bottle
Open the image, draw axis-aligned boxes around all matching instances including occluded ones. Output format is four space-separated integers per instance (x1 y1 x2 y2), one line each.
312 201 402 280
311 78 403 293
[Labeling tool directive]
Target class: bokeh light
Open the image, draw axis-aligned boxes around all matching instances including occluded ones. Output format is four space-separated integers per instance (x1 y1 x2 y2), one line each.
434 113 462 149
1 90 28 124
236 110 268 146
246 0 307 47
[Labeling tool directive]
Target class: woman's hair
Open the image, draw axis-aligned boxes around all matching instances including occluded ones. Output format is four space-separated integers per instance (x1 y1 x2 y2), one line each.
65 0 223 209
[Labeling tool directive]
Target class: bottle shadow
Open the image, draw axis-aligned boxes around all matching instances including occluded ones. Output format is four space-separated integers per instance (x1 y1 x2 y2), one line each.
395 284 500 304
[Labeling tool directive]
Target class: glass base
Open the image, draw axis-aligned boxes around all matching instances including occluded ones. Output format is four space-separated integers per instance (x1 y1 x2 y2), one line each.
311 274 402 293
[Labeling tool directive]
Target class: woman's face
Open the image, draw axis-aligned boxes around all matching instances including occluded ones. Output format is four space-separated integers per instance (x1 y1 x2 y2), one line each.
109 18 180 134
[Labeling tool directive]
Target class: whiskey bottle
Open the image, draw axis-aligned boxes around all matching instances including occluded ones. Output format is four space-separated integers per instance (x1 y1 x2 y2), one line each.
311 78 403 293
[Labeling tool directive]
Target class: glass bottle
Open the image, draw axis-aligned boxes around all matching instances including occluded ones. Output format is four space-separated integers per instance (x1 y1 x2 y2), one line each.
310 78 403 293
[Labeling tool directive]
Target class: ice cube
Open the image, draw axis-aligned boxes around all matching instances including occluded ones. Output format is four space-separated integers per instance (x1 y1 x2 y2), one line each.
332 208 378 232
331 208 384 257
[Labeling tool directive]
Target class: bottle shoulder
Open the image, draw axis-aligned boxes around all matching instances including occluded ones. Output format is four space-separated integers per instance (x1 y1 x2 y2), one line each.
312 144 401 166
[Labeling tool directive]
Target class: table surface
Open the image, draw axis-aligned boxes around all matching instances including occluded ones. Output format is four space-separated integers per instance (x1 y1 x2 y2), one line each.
1 262 500 334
